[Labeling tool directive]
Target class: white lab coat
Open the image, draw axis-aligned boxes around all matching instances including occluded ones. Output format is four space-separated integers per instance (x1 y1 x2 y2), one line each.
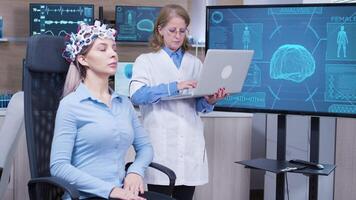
130 49 208 186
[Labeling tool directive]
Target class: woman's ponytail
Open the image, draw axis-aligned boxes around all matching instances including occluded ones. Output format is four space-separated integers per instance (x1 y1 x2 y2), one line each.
62 62 81 98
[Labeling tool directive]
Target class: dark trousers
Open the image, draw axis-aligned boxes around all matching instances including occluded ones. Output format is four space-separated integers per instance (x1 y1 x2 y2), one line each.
147 184 196 200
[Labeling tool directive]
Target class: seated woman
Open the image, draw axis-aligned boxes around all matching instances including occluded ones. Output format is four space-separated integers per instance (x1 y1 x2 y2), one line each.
50 21 153 200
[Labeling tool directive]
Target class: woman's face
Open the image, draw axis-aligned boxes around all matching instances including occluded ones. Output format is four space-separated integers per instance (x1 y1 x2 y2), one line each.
78 38 118 77
159 16 187 52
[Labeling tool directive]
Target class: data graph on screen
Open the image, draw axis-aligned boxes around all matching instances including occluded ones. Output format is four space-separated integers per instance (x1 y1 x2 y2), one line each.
30 4 94 36
115 6 161 42
207 3 356 117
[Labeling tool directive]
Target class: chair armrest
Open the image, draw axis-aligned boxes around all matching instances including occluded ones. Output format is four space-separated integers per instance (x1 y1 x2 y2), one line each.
148 162 176 187
28 176 80 200
125 162 176 193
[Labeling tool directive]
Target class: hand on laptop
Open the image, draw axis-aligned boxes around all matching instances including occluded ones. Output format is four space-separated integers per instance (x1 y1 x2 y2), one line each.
205 87 228 105
177 80 197 90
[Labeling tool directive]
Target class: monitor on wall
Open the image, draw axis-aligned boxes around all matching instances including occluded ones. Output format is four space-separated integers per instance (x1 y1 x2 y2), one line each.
30 3 94 36
206 3 356 118
115 5 161 42
0 16 3 38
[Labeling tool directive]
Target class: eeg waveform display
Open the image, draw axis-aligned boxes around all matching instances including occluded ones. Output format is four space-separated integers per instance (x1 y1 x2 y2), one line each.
30 4 94 36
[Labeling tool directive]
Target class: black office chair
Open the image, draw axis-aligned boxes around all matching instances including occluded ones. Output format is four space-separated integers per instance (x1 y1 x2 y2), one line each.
24 35 176 200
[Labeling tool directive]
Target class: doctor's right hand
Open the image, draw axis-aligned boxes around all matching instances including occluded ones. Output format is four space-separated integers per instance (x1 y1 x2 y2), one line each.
109 187 146 200
177 80 197 90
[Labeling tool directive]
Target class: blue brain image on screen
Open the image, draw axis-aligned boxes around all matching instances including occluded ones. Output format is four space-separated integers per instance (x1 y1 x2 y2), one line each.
207 4 356 117
137 19 154 32
270 44 315 83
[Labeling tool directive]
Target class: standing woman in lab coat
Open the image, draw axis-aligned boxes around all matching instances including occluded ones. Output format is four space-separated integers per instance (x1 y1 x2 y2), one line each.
130 4 227 200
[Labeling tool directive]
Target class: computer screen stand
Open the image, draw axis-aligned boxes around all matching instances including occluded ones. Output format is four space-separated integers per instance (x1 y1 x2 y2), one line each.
276 114 286 200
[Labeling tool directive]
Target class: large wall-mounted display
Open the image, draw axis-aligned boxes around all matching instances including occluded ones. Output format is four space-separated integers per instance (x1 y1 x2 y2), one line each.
207 3 356 117
30 3 94 36
0 16 3 38
115 6 161 42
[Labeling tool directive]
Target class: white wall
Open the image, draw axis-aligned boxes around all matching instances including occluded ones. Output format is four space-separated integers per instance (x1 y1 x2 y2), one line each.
189 0 206 44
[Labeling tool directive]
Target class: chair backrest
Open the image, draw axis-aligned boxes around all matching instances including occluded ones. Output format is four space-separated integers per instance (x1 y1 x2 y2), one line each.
0 92 25 199
24 35 69 180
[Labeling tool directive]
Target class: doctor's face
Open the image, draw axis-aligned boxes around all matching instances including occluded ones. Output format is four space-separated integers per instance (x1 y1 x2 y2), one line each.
159 16 187 52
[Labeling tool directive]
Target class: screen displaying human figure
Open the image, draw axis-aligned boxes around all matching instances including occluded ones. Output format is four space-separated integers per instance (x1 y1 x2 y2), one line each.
115 6 161 42
30 4 94 36
242 26 251 49
337 25 349 58
207 4 356 117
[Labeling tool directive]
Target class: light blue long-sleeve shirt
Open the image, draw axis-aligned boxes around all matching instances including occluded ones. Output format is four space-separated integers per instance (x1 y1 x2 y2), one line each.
131 47 214 113
50 83 153 199
163 46 184 69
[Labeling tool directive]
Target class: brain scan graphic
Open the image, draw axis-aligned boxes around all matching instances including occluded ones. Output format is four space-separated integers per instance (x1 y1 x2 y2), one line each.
137 19 154 32
270 44 315 83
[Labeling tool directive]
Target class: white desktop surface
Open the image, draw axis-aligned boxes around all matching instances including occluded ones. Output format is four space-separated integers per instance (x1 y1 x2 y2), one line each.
200 111 253 118
133 106 252 118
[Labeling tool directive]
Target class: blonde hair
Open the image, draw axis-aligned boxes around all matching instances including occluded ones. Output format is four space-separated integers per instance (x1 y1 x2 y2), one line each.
62 44 93 98
150 4 190 52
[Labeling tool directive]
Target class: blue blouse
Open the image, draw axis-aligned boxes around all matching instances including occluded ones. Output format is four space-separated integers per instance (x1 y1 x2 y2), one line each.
50 83 153 199
163 46 184 69
131 47 214 113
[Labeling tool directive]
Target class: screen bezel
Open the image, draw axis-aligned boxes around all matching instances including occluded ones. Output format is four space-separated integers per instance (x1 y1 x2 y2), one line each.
206 3 356 118
29 3 95 36
114 5 161 43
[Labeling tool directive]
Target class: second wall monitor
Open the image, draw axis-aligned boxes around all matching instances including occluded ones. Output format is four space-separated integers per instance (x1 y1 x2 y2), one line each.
115 6 161 42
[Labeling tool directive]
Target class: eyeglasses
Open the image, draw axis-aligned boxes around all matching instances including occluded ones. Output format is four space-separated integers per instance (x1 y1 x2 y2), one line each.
166 27 189 36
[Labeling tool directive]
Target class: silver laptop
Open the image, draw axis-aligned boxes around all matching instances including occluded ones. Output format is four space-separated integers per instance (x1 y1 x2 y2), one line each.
161 49 254 100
